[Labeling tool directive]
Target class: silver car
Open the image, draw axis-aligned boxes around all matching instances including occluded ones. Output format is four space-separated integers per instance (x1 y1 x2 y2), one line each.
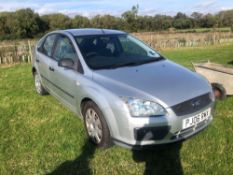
32 29 215 149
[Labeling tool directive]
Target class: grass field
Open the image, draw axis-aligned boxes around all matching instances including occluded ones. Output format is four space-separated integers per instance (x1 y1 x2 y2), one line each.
0 44 233 175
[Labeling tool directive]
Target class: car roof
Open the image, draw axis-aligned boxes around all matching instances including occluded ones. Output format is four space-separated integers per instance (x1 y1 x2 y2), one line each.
62 28 127 36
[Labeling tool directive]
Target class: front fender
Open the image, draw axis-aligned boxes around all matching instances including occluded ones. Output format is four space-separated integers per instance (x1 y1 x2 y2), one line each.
78 85 123 138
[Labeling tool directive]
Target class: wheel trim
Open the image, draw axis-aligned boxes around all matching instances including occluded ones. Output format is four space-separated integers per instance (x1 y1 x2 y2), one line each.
85 108 103 144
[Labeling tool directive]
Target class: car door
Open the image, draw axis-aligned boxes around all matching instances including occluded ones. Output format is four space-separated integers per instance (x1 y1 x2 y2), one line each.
48 34 83 112
36 34 57 90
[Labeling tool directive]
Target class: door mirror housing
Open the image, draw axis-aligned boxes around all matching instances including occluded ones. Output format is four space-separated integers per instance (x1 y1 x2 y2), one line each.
58 58 74 69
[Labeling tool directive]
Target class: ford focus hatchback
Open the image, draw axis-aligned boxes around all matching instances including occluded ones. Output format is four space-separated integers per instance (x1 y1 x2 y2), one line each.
32 29 215 149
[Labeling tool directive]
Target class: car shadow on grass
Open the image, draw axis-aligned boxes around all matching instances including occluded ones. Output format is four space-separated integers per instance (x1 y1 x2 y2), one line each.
47 139 96 175
132 142 183 175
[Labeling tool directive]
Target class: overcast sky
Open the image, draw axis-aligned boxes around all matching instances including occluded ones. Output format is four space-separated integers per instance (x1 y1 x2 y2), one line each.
0 0 232 17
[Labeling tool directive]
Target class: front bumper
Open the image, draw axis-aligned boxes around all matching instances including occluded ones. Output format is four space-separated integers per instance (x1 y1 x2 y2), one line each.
110 103 214 149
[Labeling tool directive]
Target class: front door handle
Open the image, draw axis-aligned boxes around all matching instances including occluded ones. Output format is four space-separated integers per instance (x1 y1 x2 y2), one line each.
49 67 55 72
36 59 40 63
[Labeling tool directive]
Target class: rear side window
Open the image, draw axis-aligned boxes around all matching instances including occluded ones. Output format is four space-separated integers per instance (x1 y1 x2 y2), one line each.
41 34 56 57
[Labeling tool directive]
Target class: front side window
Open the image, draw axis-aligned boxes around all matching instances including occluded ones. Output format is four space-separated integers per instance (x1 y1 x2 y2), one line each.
53 35 78 62
41 34 56 57
75 34 163 70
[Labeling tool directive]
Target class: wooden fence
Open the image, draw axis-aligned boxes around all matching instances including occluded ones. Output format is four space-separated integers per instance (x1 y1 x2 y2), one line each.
0 40 35 64
134 32 233 50
0 32 233 64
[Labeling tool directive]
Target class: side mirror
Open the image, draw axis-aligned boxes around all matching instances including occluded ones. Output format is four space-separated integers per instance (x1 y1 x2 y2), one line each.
58 58 74 69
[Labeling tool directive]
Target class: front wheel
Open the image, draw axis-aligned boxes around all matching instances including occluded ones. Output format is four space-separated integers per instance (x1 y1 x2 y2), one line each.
82 101 112 148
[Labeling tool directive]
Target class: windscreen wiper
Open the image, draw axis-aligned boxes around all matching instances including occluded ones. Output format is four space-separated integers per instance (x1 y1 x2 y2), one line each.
94 57 164 70
114 57 164 68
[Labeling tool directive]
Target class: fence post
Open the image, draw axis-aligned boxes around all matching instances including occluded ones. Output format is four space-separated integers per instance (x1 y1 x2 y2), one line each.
0 50 1 64
28 40 33 63
22 55 25 62
13 43 18 63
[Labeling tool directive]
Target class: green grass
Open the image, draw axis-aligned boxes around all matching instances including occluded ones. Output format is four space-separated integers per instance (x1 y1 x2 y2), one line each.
0 44 233 175
162 44 233 68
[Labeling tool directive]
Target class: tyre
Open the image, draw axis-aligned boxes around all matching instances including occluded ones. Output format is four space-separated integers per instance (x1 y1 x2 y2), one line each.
211 83 226 100
82 101 112 148
34 72 48 95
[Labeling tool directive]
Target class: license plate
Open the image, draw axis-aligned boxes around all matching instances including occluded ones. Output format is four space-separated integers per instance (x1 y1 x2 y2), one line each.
182 108 211 129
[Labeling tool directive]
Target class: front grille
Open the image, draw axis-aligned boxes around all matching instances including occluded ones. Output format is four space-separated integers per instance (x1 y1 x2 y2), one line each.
171 93 212 116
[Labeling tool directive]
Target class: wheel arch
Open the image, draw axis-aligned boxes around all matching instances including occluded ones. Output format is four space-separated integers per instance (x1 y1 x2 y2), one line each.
79 94 119 138
80 97 92 115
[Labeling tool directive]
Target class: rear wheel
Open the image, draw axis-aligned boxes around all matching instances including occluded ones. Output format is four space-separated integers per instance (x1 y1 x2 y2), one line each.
212 83 226 100
34 72 48 95
82 101 112 148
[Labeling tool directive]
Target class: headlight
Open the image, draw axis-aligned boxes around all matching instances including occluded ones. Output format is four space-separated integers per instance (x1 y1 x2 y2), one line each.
121 97 167 117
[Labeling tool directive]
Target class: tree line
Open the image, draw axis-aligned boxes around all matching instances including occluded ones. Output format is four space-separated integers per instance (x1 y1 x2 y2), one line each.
0 6 233 40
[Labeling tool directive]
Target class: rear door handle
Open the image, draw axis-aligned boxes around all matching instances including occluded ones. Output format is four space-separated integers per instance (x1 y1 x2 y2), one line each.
36 59 40 63
49 67 55 72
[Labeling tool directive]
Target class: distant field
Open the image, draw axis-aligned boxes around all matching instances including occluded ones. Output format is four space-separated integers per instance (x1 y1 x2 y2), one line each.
174 27 231 33
0 44 233 175
162 43 233 68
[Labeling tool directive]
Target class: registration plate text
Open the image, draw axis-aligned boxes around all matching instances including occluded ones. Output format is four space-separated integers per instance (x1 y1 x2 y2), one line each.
182 108 211 129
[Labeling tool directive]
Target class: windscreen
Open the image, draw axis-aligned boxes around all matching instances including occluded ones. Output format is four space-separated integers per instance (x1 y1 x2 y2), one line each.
75 34 164 70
